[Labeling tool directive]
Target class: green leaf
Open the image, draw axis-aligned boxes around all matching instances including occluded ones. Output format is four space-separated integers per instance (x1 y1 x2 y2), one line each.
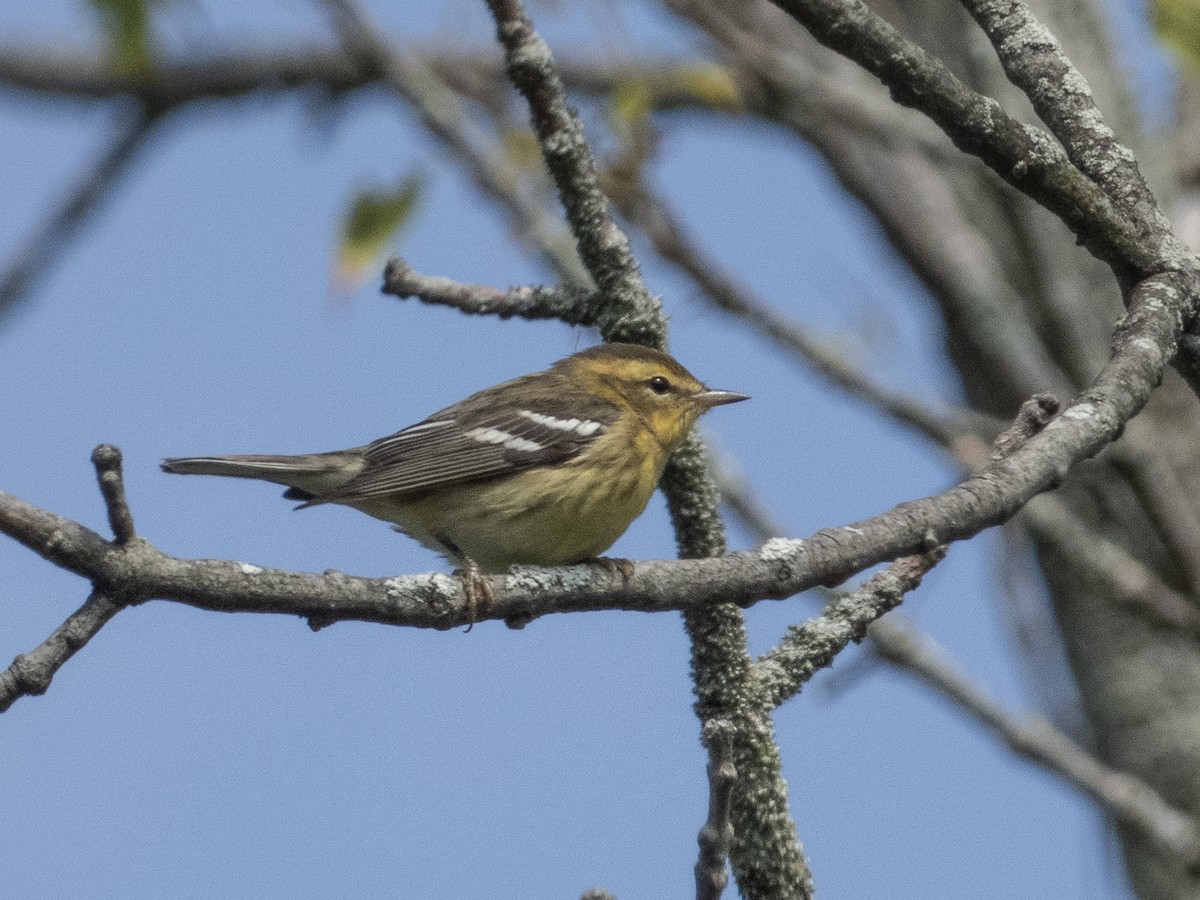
87 0 159 74
335 173 425 292
1153 0 1200 68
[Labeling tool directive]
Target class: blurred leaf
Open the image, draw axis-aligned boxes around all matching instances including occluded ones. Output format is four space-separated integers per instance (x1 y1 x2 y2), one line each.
662 62 743 113
1153 0 1200 67
501 128 546 175
87 0 162 74
334 173 425 294
613 79 655 132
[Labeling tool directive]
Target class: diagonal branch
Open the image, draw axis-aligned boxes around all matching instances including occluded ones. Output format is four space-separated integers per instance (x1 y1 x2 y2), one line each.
958 0 1174 245
869 618 1200 870
765 0 1177 280
0 591 125 712
0 111 158 326
754 548 946 708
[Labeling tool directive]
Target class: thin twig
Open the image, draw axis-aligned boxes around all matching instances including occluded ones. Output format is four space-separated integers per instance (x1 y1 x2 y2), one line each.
382 256 601 324
868 618 1200 870
0 111 158 325
91 444 136 545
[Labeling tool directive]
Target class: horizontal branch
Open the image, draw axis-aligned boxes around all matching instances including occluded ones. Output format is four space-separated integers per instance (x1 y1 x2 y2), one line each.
0 271 1189 637
382 256 601 324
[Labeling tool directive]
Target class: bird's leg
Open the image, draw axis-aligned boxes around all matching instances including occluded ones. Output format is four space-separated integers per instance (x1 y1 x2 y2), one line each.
454 557 494 632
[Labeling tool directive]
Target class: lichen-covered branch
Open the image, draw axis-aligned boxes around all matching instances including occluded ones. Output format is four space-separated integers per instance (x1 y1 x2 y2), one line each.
958 0 1175 247
764 0 1167 281
381 256 602 324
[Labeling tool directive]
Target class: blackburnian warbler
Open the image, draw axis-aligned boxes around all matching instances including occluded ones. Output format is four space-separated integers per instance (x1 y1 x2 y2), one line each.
162 343 747 571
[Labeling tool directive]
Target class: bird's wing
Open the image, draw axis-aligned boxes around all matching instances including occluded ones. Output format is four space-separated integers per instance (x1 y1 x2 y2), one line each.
317 384 620 502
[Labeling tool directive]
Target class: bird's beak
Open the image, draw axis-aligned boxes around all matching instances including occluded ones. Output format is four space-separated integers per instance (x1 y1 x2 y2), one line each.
694 389 751 409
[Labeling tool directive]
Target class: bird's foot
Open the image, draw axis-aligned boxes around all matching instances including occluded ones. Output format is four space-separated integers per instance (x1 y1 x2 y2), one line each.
453 558 493 632
587 556 635 586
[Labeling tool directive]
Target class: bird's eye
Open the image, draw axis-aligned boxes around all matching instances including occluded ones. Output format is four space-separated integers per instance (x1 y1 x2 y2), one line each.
647 375 671 395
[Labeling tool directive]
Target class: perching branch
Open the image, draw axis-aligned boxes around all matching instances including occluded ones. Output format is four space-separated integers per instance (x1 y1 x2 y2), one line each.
0 268 1187 696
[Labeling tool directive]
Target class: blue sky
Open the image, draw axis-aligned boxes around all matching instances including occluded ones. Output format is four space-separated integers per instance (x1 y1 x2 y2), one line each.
0 2 1150 897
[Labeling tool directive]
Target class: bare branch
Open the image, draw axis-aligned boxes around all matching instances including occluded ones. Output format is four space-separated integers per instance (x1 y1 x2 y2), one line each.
958 0 1174 245
764 0 1174 280
696 719 736 900
91 444 136 545
0 591 124 712
0 112 157 326
869 618 1200 870
381 256 601 324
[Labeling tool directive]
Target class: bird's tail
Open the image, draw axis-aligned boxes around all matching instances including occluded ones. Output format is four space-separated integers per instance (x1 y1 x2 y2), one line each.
161 451 366 499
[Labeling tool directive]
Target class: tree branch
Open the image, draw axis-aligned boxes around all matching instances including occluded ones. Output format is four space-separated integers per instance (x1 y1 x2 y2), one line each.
764 0 1176 280
958 0 1175 245
869 618 1200 871
0 111 157 326
0 591 125 712
483 0 662 345
696 718 736 900
754 548 946 708
382 256 602 324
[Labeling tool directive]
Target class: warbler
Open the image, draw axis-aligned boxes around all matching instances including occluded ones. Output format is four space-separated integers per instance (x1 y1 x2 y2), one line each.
162 343 747 572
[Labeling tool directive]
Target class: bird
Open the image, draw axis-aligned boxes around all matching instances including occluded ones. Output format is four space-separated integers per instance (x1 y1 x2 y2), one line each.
162 342 748 573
